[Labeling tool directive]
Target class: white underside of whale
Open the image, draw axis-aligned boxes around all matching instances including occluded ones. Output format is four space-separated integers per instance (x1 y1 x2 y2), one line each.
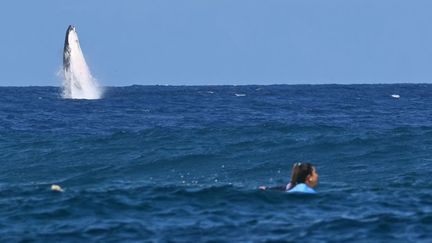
63 28 102 100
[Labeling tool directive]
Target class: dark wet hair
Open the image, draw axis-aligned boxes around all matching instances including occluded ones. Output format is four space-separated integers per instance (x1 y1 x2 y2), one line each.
287 162 314 190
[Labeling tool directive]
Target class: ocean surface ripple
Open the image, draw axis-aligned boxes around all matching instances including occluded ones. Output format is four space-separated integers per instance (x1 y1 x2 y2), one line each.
1 84 432 242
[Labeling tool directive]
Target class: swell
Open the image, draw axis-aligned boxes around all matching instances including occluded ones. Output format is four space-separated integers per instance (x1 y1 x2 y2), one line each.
1 184 432 241
2 124 432 187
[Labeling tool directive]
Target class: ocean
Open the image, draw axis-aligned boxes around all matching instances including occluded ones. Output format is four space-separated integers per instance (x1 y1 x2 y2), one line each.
1 84 432 242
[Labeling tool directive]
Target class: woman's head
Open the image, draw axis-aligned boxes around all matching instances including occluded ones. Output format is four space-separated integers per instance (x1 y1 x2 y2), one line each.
289 162 318 189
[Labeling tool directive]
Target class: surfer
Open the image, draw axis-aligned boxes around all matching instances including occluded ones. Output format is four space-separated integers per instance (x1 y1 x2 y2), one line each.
259 162 318 193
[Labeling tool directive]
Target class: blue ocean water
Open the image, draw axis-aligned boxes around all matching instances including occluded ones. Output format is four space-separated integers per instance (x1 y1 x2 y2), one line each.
1 84 432 242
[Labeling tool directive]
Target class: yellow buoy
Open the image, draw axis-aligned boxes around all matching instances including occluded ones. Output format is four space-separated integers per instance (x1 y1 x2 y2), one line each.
51 184 64 192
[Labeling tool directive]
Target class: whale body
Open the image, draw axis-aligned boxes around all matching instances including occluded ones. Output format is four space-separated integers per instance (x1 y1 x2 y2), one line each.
62 25 102 99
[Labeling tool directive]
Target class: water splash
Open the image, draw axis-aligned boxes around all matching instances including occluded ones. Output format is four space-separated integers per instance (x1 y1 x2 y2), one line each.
62 25 103 99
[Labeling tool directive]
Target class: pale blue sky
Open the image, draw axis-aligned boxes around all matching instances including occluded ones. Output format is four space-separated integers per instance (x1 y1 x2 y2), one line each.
1 0 432 86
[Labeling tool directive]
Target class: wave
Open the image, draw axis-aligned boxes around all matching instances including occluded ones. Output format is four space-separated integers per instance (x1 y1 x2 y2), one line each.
1 183 431 241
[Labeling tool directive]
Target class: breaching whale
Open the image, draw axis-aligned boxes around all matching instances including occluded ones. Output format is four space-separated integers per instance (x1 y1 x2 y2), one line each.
62 25 102 99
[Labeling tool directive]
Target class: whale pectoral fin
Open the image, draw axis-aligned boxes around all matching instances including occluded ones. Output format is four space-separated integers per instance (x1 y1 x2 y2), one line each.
73 81 82 90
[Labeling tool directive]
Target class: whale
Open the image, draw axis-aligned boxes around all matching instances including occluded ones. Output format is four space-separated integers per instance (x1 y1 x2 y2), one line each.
63 25 74 73
62 25 102 99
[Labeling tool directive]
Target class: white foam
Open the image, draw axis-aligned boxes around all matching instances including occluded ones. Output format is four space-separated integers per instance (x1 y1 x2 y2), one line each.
391 94 400 99
62 28 102 99
235 93 246 97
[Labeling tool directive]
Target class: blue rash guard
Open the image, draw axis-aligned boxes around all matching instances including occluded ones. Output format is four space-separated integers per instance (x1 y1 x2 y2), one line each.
286 183 316 194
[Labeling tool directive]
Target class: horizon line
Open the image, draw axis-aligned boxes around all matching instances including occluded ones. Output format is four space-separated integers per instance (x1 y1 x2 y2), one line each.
1 82 431 88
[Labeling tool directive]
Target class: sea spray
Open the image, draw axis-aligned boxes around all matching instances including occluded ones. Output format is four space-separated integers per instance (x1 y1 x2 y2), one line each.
62 25 102 99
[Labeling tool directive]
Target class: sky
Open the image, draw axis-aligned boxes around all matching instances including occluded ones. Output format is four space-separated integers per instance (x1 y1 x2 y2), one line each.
1 0 432 86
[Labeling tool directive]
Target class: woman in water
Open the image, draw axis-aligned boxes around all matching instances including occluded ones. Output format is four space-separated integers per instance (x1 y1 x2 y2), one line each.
259 162 318 193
